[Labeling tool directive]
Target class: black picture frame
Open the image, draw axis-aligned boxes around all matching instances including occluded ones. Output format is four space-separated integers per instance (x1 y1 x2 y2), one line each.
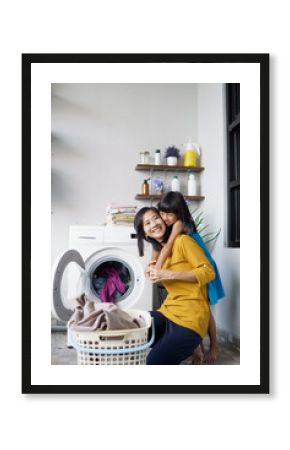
22 53 269 394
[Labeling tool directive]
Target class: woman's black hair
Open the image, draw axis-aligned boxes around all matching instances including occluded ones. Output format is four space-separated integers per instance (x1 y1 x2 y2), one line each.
133 207 171 256
157 191 197 233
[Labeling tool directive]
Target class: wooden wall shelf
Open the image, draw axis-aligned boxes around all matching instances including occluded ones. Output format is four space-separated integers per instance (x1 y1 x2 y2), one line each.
135 164 204 172
135 164 205 202
135 194 205 201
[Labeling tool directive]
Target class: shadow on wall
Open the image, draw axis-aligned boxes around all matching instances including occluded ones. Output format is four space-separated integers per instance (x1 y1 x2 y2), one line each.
228 272 240 331
51 131 84 209
215 268 240 341
51 132 83 159
51 168 75 208
52 90 106 122
52 91 93 116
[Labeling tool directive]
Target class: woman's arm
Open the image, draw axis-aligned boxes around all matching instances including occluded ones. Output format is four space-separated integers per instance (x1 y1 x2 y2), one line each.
155 220 184 270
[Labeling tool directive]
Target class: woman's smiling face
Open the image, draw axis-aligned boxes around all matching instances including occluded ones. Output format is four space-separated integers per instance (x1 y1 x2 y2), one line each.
143 209 166 242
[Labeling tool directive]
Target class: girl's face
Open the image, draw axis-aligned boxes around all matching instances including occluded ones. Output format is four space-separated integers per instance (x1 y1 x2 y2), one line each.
143 210 166 242
159 211 178 226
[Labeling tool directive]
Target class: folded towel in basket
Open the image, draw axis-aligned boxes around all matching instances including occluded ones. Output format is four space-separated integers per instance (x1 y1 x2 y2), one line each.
68 294 145 331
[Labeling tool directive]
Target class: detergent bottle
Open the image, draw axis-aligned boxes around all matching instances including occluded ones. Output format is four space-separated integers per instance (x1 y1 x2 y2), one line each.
183 139 200 167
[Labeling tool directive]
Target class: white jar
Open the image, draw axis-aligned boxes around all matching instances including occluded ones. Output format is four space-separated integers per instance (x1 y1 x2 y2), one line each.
188 171 196 196
171 176 180 192
144 151 150 164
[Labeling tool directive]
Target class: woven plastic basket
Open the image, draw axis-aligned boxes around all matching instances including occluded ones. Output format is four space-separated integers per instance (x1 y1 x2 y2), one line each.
68 309 154 365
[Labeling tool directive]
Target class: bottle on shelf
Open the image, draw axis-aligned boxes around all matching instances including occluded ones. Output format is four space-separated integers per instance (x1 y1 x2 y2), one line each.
154 149 161 165
183 139 200 167
171 175 180 192
187 171 196 196
144 151 150 164
139 152 145 164
141 179 149 195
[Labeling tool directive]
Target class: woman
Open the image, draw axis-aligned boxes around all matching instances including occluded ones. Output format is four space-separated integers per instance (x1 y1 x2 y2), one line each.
134 207 215 365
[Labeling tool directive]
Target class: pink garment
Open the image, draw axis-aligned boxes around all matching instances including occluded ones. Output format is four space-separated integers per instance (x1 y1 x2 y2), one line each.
98 266 126 303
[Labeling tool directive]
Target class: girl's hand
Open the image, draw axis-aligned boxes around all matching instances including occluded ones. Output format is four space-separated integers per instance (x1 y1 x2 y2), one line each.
149 268 174 283
145 260 156 278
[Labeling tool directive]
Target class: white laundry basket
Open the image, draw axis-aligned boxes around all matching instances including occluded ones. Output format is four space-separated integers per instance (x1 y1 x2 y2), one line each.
68 310 154 365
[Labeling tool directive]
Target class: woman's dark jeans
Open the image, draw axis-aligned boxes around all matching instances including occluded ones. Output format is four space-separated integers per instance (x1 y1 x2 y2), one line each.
147 311 201 365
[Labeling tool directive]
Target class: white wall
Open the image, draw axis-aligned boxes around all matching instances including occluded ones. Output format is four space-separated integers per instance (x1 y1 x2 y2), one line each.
51 82 240 339
52 83 198 258
197 84 240 339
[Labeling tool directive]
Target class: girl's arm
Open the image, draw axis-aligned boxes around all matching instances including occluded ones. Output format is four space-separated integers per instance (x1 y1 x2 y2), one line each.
149 267 198 283
150 235 215 284
151 248 161 264
145 248 160 278
154 220 184 270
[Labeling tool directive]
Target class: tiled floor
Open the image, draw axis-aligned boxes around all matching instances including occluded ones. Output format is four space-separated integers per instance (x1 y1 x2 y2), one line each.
51 331 240 365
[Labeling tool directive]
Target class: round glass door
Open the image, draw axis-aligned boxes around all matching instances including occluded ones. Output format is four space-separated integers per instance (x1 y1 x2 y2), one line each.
83 247 145 310
90 257 134 304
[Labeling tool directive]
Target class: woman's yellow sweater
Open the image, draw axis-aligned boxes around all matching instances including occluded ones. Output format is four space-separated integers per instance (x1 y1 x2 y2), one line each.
158 234 215 338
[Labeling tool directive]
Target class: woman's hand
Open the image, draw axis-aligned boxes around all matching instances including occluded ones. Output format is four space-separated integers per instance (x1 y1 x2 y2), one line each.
149 268 174 283
145 260 157 278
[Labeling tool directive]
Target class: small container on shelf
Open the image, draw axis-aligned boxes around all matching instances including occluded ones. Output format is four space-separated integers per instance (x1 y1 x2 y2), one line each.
141 179 149 195
140 152 145 164
171 175 180 192
152 177 163 194
144 151 150 164
165 146 180 166
154 149 161 165
187 171 196 196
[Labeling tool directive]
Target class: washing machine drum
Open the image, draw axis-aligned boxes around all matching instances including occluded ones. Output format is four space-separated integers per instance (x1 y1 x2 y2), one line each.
52 247 147 323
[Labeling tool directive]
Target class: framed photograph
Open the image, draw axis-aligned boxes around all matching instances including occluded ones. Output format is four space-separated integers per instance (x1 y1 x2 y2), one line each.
22 53 269 394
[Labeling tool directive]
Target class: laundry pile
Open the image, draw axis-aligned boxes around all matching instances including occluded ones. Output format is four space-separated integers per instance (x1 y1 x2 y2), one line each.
68 294 145 331
92 261 130 303
106 203 137 225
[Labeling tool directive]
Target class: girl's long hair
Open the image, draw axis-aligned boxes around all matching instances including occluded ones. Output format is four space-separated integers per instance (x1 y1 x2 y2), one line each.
157 191 197 233
133 207 171 256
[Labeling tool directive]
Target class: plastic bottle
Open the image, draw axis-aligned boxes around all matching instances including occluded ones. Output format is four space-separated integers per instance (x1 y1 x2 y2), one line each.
142 179 149 195
187 171 196 196
171 175 180 192
183 139 199 167
154 149 161 165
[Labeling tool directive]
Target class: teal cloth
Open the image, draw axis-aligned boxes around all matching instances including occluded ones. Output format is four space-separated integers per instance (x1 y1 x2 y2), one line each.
191 232 225 305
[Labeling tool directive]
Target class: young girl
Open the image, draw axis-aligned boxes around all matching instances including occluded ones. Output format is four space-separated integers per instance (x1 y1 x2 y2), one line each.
146 191 225 364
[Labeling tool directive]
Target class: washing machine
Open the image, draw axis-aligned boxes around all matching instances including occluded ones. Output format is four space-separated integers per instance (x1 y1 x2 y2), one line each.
52 225 153 323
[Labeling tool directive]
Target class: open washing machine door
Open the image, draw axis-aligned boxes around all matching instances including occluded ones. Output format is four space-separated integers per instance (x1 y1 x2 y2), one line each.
52 249 87 322
52 246 149 323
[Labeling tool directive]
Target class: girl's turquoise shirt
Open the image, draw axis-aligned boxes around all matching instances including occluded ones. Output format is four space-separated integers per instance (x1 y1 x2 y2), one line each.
191 232 225 305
